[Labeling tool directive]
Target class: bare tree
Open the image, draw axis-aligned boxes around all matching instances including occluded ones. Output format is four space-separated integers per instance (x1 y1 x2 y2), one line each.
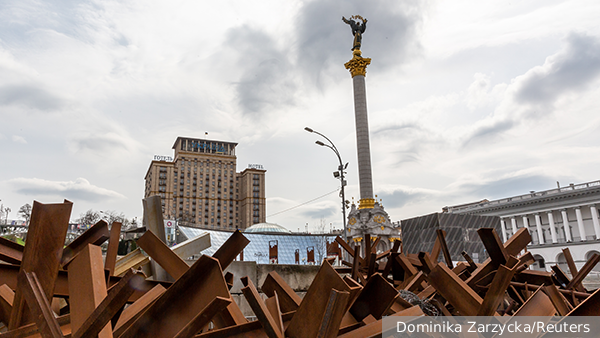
18 204 32 225
75 209 101 227
314 218 328 263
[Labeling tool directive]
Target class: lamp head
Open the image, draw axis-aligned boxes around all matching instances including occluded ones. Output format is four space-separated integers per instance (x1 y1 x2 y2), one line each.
304 127 314 133
315 140 325 146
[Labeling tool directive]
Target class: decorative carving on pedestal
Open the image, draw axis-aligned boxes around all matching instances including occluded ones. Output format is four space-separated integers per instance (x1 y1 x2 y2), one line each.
344 53 372 78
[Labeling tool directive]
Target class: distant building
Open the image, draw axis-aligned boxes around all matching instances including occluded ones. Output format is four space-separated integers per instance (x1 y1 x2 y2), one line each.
445 180 600 273
144 136 266 231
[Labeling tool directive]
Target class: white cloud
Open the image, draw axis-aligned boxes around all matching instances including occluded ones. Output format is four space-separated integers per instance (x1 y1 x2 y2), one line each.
11 135 27 144
7 177 126 202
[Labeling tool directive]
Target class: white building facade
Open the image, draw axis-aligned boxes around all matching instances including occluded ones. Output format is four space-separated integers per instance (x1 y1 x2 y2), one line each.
445 181 600 273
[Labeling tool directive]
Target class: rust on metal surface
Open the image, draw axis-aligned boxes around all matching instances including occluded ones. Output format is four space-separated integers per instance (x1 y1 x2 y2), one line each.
241 276 283 338
285 260 351 338
71 269 144 338
61 220 110 267
136 230 189 280
212 230 250 270
17 271 64 338
0 237 23 265
9 200 73 330
104 222 123 276
119 255 236 338
316 289 350 338
67 244 112 338
436 229 453 269
261 272 301 313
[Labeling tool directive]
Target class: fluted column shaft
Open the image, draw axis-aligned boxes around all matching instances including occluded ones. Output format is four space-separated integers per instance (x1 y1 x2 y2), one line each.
575 207 587 241
561 209 572 242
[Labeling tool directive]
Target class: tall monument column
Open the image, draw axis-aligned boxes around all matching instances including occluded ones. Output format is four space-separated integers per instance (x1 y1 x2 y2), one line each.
346 54 374 209
342 15 400 253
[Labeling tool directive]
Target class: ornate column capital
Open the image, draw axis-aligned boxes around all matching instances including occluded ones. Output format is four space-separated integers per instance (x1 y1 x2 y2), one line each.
345 53 371 77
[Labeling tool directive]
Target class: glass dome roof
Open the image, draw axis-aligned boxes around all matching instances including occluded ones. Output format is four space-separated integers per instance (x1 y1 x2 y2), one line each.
244 222 292 234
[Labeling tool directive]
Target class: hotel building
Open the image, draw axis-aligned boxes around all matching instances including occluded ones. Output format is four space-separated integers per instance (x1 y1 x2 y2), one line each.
144 136 266 230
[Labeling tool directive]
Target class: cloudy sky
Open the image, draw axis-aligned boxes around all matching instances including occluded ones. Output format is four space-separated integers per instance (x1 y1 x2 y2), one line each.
1 0 600 232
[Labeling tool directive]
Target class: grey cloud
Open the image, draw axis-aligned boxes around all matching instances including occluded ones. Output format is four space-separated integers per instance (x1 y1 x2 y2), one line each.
457 174 554 200
300 205 337 219
72 133 131 153
378 189 427 209
515 33 600 105
225 26 298 117
295 0 424 78
463 33 600 146
8 177 125 202
462 118 514 147
0 84 64 111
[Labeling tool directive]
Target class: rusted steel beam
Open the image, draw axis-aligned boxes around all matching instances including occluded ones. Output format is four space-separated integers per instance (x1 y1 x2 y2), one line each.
350 245 360 281
119 255 238 338
395 253 418 276
1 263 171 305
461 251 478 273
381 252 395 279
0 314 70 338
477 228 507 266
72 269 144 338
0 237 23 265
370 237 380 254
402 271 426 293
514 269 553 286
512 285 556 316
417 252 435 274
9 200 73 330
542 285 570 316
341 275 363 307
335 237 365 266
551 265 571 287
173 297 232 338
566 287 600 316
113 284 166 338
265 294 283 336
566 252 600 290
261 272 301 313
506 281 590 299
136 230 189 280
67 244 112 338
316 289 350 338
212 230 250 270
194 311 295 338
477 264 515 316
350 273 399 321
241 276 283 338
466 227 531 288
436 229 453 269
61 220 110 267
18 271 64 338
286 260 352 338
425 262 483 316
338 305 424 338
224 272 234 291
430 230 443 262
0 284 14 326
105 222 122 276
561 247 578 276
366 252 377 278
113 248 149 277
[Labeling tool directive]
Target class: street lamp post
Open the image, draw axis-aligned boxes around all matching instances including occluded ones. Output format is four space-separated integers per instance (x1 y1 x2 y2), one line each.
304 127 349 242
